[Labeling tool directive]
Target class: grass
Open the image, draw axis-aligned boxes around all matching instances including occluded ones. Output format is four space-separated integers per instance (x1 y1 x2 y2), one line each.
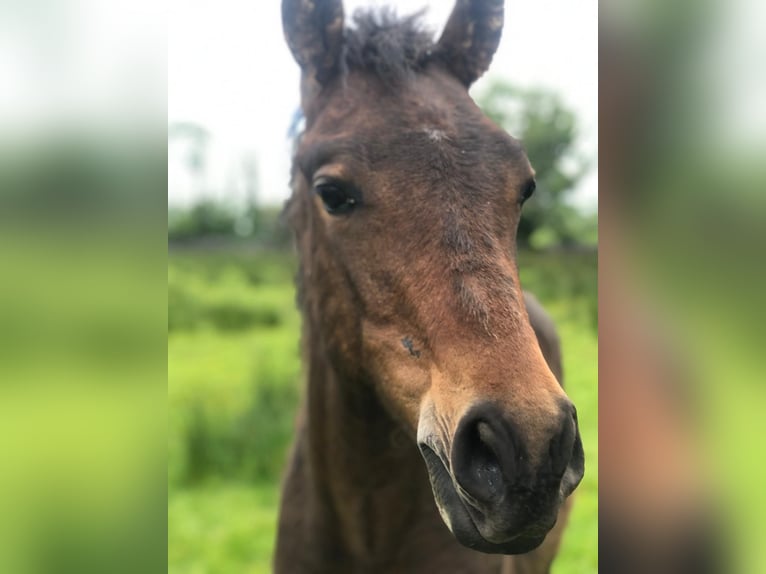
551 316 598 573
168 484 278 574
168 247 597 573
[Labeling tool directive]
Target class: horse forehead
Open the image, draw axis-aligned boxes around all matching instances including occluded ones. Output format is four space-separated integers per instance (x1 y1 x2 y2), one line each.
423 127 450 142
309 75 528 173
324 70 477 126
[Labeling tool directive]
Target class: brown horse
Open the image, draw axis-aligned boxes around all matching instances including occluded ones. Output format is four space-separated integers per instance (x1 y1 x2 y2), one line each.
275 1 584 572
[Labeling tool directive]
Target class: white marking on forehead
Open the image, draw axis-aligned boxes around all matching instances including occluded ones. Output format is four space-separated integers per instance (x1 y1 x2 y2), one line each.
424 128 447 142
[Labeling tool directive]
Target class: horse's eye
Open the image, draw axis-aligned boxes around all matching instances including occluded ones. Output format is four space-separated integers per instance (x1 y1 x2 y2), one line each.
314 180 358 215
520 179 536 204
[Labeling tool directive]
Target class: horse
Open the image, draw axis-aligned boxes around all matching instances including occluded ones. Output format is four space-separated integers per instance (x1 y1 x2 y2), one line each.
275 1 585 572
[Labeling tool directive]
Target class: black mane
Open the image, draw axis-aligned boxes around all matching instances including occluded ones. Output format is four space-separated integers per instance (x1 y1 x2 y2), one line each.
343 9 436 84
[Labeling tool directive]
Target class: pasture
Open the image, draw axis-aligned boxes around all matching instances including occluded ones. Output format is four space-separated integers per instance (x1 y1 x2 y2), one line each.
168 247 597 573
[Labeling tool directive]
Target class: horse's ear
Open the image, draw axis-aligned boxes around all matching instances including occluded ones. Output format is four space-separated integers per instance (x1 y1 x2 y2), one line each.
282 0 345 85
435 0 504 87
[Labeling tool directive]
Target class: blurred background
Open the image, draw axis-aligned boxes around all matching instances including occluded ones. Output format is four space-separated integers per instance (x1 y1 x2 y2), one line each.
600 0 766 571
168 1 597 573
0 0 165 573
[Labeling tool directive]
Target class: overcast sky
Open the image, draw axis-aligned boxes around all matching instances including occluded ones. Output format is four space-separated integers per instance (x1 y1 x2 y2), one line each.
168 0 598 209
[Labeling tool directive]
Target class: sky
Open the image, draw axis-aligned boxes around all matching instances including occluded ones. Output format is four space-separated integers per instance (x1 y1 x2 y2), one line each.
168 0 598 210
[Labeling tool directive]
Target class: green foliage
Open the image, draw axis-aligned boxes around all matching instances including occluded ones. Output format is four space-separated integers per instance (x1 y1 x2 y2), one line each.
476 80 595 248
168 248 597 573
168 203 292 248
168 263 291 332
168 250 301 488
168 326 302 488
518 250 598 333
168 485 278 574
168 201 237 241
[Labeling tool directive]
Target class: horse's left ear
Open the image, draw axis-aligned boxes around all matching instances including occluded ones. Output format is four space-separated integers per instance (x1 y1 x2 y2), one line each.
435 0 504 87
282 0 345 85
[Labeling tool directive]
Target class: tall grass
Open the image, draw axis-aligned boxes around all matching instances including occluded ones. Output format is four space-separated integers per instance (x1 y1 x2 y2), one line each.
168 251 301 488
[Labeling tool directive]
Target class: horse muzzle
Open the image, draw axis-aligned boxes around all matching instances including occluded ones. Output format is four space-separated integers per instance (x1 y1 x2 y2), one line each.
417 401 585 554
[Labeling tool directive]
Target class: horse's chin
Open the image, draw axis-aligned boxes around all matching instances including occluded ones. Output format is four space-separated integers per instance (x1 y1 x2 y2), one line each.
445 506 548 555
420 443 551 555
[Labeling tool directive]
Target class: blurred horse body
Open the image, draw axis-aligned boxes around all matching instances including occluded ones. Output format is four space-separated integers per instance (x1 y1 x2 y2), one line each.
275 1 583 572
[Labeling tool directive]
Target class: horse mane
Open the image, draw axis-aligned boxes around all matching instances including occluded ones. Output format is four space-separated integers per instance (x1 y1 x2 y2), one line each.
343 8 436 85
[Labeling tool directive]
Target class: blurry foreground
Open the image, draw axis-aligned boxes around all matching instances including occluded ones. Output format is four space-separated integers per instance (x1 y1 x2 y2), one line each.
0 0 165 573
600 0 766 571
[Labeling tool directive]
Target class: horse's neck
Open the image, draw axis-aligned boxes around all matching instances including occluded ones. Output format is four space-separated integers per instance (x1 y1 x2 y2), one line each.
302 353 436 561
276 341 505 573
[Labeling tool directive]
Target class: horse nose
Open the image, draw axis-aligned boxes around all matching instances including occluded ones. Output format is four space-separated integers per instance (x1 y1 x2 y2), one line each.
549 402 578 479
560 405 585 497
451 404 516 504
451 402 580 505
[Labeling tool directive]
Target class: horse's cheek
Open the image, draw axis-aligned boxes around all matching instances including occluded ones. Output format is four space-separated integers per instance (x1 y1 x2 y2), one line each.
364 333 431 432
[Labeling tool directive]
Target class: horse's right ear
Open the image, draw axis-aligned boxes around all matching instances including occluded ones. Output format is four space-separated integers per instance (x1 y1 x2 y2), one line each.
435 0 504 87
282 0 345 86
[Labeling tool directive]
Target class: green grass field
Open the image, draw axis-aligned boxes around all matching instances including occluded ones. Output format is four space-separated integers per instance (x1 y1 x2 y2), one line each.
168 248 597 573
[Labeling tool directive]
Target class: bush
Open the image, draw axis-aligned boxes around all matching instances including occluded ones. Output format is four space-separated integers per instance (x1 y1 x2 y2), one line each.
168 204 293 249
169 328 302 487
168 251 301 488
168 258 296 333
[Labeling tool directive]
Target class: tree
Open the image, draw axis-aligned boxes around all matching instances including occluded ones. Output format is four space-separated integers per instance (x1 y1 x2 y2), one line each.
476 80 590 248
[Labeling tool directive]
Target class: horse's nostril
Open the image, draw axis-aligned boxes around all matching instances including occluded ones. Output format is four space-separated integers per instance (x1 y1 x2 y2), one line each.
549 411 578 479
561 410 585 496
451 403 584 506
451 409 516 505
